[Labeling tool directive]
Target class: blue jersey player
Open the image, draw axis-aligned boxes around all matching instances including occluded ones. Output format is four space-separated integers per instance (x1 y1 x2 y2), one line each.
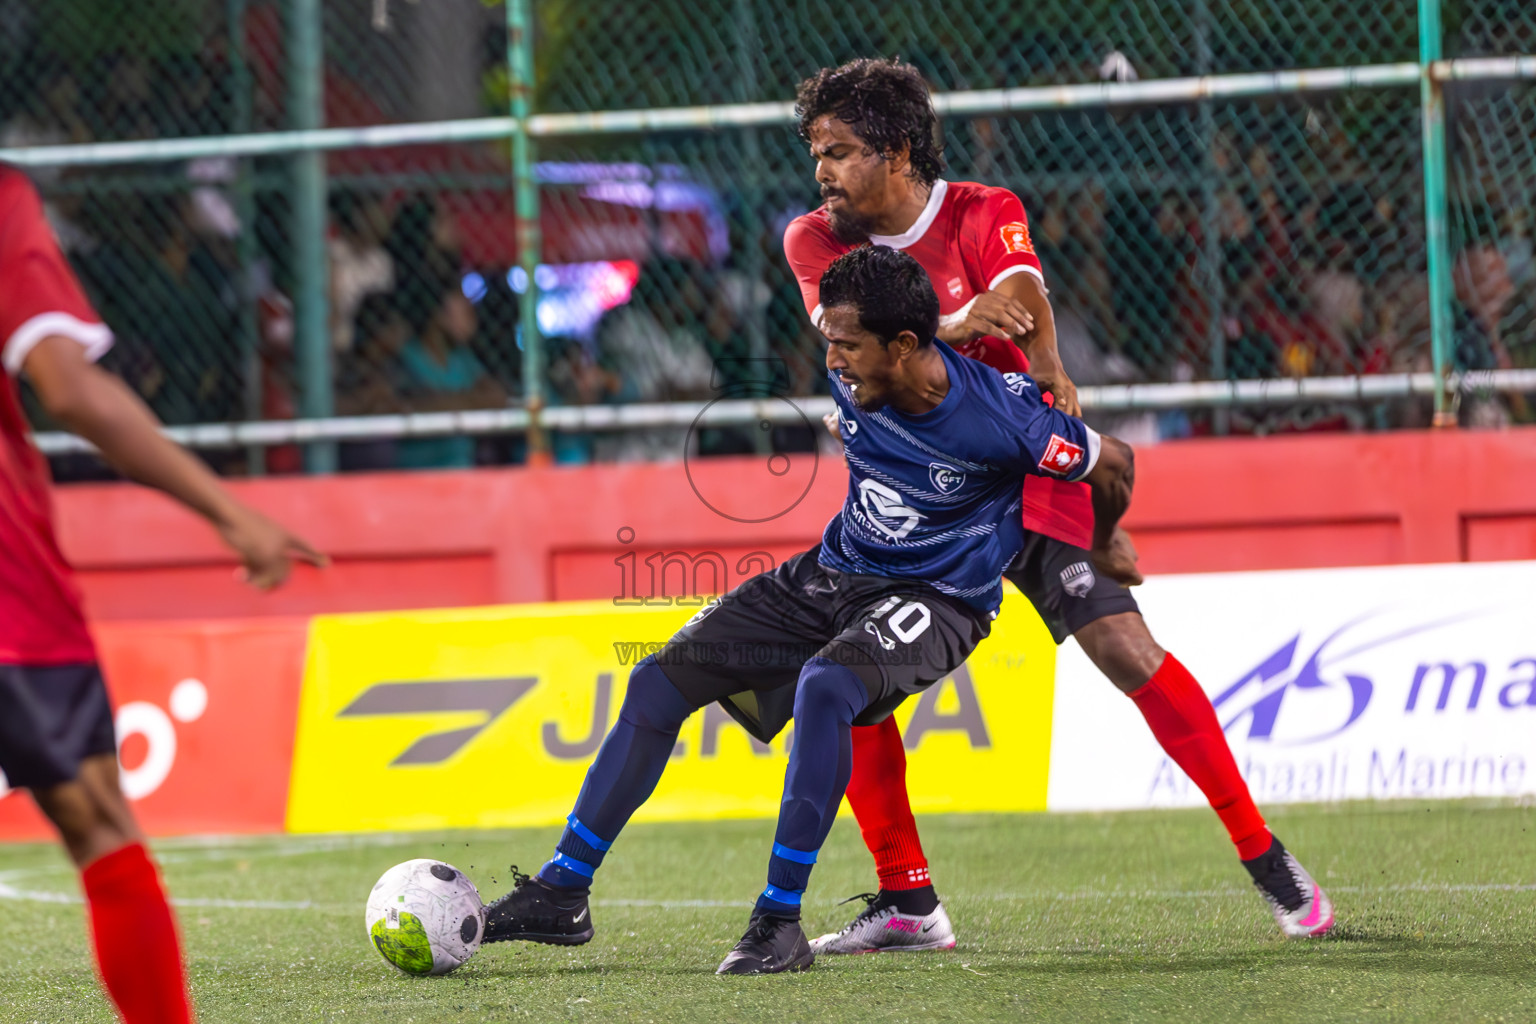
480 245 1137 974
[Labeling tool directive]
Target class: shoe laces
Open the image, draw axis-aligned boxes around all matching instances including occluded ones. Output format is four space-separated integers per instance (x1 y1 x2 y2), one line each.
485 866 534 914
834 892 887 931
741 913 789 946
1256 854 1306 913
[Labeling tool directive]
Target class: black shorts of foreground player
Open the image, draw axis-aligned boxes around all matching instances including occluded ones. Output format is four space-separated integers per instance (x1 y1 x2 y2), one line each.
481 245 1136 974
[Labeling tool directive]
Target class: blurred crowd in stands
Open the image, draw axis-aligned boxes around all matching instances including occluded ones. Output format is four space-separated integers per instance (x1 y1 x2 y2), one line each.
7 41 1534 477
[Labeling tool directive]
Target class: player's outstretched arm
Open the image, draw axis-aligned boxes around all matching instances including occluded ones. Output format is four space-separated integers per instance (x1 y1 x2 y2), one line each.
1083 434 1139 586
1002 273 1078 418
23 335 325 589
933 274 1079 417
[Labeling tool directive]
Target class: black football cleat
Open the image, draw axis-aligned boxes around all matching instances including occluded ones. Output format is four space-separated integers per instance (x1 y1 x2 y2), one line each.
716 912 815 975
482 867 594 945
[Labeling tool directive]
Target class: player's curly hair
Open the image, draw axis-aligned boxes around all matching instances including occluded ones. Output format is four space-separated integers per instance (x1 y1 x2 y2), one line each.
819 245 938 346
795 58 945 187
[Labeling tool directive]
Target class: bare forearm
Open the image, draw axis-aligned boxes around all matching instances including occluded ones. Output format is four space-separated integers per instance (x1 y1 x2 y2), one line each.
1087 437 1135 550
1013 275 1061 368
50 369 242 529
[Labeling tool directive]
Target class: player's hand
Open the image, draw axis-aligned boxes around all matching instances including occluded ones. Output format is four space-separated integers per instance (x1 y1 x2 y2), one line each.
218 505 328 590
1028 350 1081 417
1091 527 1143 587
935 292 1035 345
823 411 840 438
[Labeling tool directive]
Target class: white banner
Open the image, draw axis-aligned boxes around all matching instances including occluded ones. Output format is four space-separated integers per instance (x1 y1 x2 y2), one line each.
1047 561 1536 811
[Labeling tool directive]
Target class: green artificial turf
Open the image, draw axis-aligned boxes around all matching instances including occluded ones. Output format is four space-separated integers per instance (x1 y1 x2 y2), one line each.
2 801 1533 1023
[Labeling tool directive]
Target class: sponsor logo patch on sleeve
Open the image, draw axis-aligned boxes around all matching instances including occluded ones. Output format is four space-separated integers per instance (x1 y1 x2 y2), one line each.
1038 434 1085 477
999 221 1035 255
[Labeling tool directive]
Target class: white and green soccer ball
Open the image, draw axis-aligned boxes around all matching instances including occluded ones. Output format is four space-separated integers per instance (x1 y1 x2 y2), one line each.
365 859 484 976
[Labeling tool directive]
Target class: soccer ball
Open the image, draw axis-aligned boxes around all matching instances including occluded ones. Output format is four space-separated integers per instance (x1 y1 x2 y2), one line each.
365 859 484 976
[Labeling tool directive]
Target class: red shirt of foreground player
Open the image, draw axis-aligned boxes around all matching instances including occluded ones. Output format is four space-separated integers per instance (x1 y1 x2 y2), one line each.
0 168 113 663
785 179 1094 549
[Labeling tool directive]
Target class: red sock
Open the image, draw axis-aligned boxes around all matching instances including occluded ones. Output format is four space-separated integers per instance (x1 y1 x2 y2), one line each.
846 716 932 890
1129 653 1273 861
81 842 194 1024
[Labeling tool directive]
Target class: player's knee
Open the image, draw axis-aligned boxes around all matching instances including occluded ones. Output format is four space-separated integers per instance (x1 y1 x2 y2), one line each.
794 657 869 724
617 655 698 733
1076 613 1165 693
32 783 133 867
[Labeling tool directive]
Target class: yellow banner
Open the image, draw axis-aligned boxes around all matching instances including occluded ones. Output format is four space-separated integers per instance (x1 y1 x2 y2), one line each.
286 593 1057 833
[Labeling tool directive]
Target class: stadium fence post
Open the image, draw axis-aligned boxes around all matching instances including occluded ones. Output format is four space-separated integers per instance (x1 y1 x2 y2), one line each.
509 0 549 465
733 0 772 455
1418 0 1455 427
228 0 265 476
1194 0 1228 435
288 0 336 471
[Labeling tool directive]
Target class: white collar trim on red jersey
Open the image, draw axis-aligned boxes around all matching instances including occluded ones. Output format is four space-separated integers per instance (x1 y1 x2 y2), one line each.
867 179 948 250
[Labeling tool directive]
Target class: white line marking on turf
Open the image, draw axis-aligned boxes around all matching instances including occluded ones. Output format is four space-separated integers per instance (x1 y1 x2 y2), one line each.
175 897 322 910
1 876 1529 913
983 882 1536 901
8 824 1535 914
0 879 75 904
0 877 323 910
594 898 750 908
153 833 426 866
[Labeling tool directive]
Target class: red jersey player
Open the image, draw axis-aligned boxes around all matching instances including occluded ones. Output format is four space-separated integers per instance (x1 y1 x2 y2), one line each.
783 60 1334 952
0 166 323 1023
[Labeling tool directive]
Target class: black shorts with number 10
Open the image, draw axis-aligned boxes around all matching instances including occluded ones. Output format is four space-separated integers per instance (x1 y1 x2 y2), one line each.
656 548 993 744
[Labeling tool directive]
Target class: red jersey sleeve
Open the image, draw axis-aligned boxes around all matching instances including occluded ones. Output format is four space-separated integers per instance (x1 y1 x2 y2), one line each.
0 168 113 375
782 213 848 324
965 187 1045 292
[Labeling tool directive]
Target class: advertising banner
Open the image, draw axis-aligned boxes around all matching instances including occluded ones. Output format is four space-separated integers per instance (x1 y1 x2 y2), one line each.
1047 561 1536 811
0 619 308 840
285 597 1060 833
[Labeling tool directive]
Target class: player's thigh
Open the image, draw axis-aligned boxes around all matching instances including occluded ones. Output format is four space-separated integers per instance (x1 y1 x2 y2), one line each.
657 548 839 715
824 585 993 726
0 664 137 863
0 662 117 794
1003 533 1140 646
31 754 142 867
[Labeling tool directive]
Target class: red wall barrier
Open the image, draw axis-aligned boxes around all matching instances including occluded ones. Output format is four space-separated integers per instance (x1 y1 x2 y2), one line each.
50 427 1536 623
0 619 308 840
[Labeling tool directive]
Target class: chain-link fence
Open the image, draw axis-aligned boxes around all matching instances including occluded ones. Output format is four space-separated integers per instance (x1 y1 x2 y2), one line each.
2 0 1534 473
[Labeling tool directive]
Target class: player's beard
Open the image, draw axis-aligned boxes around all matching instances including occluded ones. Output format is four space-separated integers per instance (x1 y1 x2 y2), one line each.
826 201 876 244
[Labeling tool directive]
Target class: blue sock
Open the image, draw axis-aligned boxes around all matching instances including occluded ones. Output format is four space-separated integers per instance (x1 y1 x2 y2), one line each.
538 656 698 889
538 814 612 889
754 657 869 919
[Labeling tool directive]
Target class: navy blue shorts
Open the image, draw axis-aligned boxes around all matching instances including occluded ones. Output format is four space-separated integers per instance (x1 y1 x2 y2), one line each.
0 663 116 790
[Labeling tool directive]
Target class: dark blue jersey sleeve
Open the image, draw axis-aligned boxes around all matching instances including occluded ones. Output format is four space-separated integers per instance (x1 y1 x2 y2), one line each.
992 372 1100 483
